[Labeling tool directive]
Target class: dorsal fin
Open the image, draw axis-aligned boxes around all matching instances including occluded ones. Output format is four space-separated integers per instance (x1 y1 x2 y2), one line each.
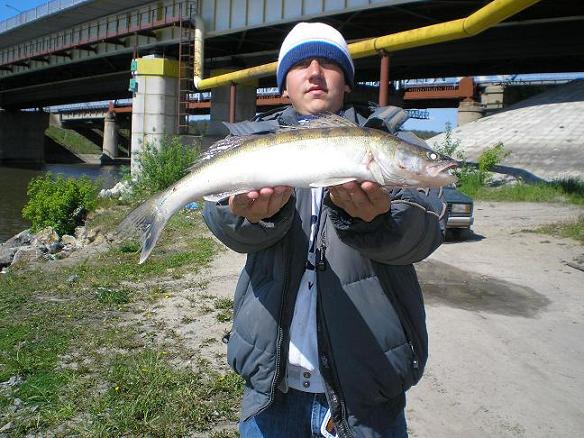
276 112 359 132
189 134 259 170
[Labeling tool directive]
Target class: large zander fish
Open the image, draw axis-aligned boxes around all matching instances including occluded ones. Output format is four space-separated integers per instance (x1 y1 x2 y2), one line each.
119 114 456 263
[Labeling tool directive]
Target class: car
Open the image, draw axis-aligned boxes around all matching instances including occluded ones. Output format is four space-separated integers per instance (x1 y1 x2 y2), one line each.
443 186 474 239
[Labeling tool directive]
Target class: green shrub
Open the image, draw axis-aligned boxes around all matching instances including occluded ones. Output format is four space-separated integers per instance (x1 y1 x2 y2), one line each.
478 142 510 174
22 174 99 235
131 136 199 197
433 125 512 191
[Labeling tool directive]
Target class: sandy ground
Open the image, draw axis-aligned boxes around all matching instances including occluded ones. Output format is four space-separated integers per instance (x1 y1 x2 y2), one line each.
152 201 584 436
408 202 584 437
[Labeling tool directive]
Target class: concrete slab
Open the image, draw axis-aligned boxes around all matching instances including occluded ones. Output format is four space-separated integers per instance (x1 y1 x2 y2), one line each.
428 80 584 181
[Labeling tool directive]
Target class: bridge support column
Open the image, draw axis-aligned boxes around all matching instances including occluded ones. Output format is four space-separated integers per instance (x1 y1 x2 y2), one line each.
131 56 180 174
0 111 49 164
207 70 258 136
102 112 118 160
457 99 484 126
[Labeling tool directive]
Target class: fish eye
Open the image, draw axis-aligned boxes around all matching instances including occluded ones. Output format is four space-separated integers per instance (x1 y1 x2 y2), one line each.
426 151 438 161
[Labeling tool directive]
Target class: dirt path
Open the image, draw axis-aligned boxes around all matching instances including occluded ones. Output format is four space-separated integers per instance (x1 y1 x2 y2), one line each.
408 202 584 437
151 202 584 436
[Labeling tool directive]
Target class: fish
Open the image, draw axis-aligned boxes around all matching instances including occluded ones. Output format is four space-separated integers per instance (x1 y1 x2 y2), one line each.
118 114 456 263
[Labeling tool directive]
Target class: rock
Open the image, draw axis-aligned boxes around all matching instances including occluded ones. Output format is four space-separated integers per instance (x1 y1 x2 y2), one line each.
33 227 59 246
99 180 132 199
1 375 22 387
66 274 79 283
0 422 13 432
11 247 43 267
75 226 88 242
61 235 77 247
54 250 72 260
87 227 102 243
3 229 34 248
47 242 63 254
0 246 17 268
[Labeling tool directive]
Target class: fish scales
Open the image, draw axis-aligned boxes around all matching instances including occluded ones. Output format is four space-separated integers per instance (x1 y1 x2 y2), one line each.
118 115 457 263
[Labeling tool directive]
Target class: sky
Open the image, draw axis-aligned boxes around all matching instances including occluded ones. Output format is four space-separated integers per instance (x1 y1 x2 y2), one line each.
0 1 49 20
2 1 583 133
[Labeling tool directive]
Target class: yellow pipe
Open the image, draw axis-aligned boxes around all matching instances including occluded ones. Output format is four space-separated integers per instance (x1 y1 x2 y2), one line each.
195 0 541 90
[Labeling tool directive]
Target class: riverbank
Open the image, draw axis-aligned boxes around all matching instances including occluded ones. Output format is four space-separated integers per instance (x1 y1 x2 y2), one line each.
0 204 241 437
1 201 583 436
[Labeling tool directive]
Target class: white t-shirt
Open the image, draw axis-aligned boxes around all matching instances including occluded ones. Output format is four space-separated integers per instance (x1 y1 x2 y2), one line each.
286 187 325 393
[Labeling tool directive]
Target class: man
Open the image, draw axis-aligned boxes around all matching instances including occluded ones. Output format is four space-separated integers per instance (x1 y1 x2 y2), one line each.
203 22 446 438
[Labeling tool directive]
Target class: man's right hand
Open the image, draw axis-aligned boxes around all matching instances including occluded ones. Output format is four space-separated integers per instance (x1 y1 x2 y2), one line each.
229 186 293 224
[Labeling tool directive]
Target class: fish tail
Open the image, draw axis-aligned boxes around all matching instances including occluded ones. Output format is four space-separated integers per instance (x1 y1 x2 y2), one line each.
116 192 170 264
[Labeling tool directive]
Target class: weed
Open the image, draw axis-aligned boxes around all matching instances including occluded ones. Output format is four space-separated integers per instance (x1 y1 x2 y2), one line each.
532 216 584 243
96 287 130 306
22 174 100 235
214 298 234 323
131 135 199 197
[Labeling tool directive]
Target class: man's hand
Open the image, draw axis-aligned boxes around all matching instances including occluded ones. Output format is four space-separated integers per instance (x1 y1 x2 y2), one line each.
229 186 293 224
329 181 390 222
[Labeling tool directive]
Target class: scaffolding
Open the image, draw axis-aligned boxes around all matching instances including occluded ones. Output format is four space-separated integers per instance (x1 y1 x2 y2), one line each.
176 11 196 134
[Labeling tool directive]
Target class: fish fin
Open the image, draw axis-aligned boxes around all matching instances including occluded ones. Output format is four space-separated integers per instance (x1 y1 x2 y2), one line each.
189 135 258 171
203 189 250 202
368 161 385 185
310 177 356 187
116 192 170 264
362 150 385 185
276 113 359 132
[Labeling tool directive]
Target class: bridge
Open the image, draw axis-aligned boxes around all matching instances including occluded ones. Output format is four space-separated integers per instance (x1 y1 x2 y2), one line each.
0 0 582 166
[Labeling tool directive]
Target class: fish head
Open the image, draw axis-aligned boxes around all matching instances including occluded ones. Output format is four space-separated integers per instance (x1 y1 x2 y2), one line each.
374 138 458 188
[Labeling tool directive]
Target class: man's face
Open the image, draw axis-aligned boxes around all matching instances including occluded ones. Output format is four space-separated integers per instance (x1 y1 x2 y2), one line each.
283 57 350 115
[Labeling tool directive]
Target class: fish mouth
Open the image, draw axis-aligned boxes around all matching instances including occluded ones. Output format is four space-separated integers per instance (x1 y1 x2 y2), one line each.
428 161 457 177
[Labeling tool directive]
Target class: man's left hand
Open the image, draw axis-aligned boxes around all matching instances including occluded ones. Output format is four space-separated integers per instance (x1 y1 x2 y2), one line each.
329 181 390 222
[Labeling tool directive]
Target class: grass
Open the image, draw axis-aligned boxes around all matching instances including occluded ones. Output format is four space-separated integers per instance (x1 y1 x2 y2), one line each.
459 177 584 205
45 126 102 155
214 297 234 323
532 216 584 244
0 206 243 436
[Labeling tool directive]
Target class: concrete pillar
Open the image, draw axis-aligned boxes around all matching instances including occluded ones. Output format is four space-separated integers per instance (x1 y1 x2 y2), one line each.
481 84 505 116
0 111 49 164
102 112 118 160
457 99 484 126
131 56 179 174
207 70 258 136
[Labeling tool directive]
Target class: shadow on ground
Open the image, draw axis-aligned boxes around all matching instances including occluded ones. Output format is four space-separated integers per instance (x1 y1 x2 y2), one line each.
416 259 550 318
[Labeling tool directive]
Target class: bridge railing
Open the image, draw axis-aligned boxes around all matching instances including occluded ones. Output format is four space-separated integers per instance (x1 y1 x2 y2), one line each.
0 1 198 69
0 0 88 34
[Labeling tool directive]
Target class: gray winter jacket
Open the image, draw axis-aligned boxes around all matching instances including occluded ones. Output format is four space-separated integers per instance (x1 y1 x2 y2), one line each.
203 106 446 438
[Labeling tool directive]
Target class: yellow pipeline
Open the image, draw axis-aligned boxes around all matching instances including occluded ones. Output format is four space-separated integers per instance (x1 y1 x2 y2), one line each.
195 0 541 90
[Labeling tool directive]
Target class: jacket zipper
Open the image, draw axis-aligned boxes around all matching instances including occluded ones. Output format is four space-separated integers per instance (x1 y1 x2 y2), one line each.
316 211 354 438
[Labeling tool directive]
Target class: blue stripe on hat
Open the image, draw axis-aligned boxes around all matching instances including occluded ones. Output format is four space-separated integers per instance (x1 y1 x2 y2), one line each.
277 41 355 93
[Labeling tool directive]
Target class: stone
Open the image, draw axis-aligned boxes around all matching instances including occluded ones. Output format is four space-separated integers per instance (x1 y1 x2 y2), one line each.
75 226 88 242
0 246 17 267
11 247 43 267
0 422 13 432
47 242 63 254
99 180 132 199
34 227 59 246
61 235 77 247
66 274 79 283
3 229 34 248
87 227 101 243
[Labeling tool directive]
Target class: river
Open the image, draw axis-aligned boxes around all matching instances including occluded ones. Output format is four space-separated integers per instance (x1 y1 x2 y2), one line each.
0 164 122 243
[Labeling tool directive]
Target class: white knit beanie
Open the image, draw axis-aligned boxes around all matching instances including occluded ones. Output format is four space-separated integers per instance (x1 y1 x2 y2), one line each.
277 22 355 93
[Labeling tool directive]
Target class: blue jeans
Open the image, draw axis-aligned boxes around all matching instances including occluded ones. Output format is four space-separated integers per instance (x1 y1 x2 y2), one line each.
240 388 408 437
